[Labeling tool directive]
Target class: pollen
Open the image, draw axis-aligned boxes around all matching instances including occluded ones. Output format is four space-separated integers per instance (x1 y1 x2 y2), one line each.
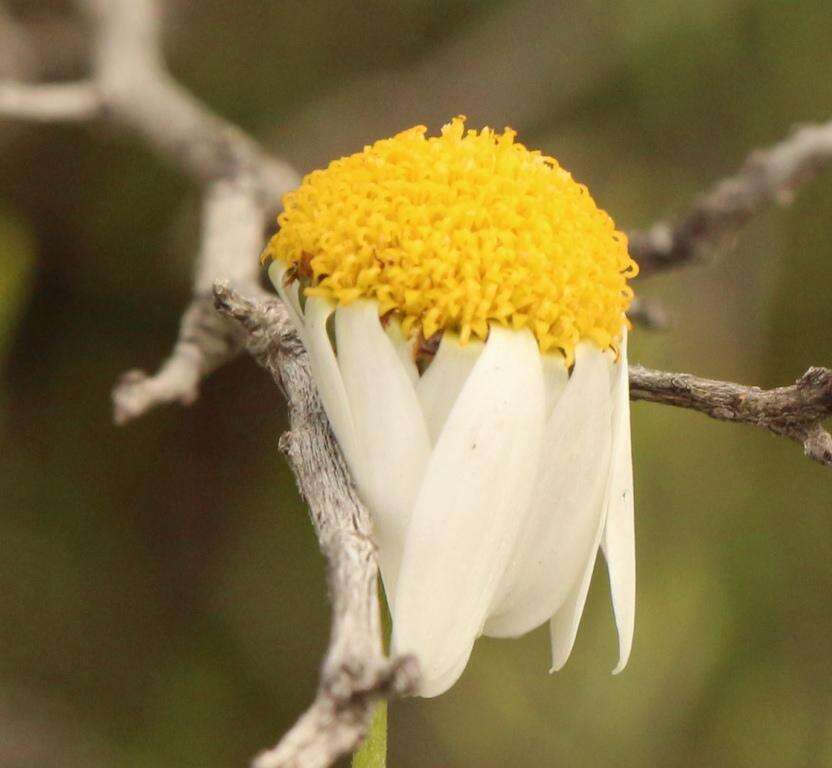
262 117 638 362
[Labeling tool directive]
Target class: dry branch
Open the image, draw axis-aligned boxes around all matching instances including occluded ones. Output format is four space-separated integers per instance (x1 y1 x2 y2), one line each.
112 176 267 423
0 80 100 120
627 297 669 330
1 0 299 423
631 119 832 275
1 1 420 763
78 0 298 422
630 365 832 467
214 286 419 768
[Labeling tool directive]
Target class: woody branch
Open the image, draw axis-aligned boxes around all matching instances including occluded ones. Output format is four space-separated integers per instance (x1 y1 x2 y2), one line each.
1 1 831 767
213 286 420 768
629 365 832 467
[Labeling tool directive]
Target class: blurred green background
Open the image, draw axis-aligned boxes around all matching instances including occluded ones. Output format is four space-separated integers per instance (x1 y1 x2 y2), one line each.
1 1 831 766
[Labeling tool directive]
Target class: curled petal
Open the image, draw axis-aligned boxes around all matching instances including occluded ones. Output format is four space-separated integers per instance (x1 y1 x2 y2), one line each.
268 260 306 338
299 296 362 473
602 330 636 673
386 318 419 388
335 301 431 600
392 327 545 696
416 333 483 444
484 344 613 642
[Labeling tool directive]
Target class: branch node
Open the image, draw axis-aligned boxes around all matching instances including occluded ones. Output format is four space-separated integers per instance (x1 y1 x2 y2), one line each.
803 425 832 467
628 296 670 330
277 430 295 457
112 358 200 426
388 654 421 698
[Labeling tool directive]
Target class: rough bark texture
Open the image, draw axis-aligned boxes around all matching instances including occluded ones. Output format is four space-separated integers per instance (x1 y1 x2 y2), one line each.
214 286 419 768
630 365 832 467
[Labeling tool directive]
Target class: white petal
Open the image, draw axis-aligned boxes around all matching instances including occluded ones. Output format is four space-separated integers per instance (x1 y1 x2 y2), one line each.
268 260 305 338
391 326 545 696
417 646 473 699
385 319 419 388
335 301 431 600
548 526 604 671
601 331 636 674
542 352 569 420
416 333 483 444
484 344 613 640
302 297 362 473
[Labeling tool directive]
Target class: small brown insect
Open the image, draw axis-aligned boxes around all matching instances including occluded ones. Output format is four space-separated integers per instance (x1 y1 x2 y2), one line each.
283 251 316 287
414 329 443 373
379 310 394 329
282 266 298 286
297 251 315 280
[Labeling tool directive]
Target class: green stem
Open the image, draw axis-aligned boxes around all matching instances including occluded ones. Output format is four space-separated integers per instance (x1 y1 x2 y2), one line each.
352 581 392 768
351 701 388 768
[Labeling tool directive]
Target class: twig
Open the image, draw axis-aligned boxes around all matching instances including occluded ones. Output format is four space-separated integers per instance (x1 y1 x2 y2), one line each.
79 0 297 421
0 81 101 121
79 0 296 200
631 118 832 275
214 285 419 768
112 176 266 424
215 286 832 762
627 297 669 330
630 364 832 467
1 0 300 422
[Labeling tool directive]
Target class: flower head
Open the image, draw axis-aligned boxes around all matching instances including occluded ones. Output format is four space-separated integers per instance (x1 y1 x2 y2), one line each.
263 116 637 363
264 119 637 697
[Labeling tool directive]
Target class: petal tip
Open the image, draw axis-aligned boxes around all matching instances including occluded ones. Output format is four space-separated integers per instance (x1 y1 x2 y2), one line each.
611 645 631 675
548 640 572 674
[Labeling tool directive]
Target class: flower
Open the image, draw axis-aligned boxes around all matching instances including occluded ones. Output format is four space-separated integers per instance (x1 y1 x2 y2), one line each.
263 117 639 697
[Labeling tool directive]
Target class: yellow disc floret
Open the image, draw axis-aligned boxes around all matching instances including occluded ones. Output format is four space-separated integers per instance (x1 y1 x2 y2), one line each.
263 117 637 362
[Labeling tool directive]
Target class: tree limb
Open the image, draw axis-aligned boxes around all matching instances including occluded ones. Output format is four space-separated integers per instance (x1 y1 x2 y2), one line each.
630 364 832 467
112 176 267 424
78 0 296 200
214 285 419 768
0 80 101 121
1 0 300 422
631 118 832 276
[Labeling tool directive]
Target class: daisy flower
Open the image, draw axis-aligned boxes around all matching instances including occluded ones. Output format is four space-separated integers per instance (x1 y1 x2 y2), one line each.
263 117 638 697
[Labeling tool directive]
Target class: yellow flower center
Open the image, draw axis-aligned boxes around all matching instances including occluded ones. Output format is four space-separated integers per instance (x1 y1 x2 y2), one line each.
262 117 637 362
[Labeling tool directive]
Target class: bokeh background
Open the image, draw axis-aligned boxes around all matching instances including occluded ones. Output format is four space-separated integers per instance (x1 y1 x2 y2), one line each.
2 1 832 766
